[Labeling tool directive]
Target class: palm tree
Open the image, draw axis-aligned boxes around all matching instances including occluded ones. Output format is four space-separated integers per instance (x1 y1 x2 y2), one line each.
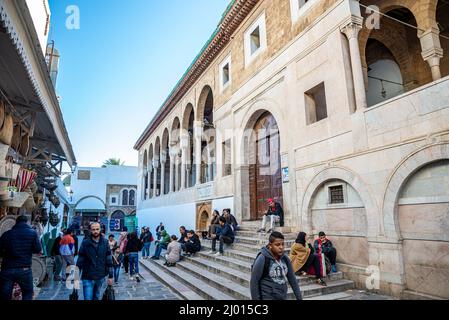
102 158 125 167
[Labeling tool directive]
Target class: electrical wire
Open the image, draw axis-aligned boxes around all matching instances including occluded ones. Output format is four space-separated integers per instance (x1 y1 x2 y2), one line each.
359 3 449 41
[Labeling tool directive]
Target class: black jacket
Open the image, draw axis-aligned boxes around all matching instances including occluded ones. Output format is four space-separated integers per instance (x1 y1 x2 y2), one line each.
0 222 42 270
51 236 62 257
225 214 239 230
142 231 152 244
265 203 284 227
126 237 141 253
178 232 188 244
186 235 201 252
218 223 235 242
76 236 113 280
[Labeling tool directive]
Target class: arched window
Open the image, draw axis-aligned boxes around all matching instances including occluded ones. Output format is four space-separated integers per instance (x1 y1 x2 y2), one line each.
129 190 136 206
122 190 129 206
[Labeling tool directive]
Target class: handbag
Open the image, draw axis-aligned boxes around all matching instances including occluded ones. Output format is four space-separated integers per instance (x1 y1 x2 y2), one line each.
102 285 115 301
69 288 78 301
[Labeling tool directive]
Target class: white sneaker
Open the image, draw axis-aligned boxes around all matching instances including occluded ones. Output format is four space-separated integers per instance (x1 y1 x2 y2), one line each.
129 276 133 281
214 252 223 257
208 250 215 254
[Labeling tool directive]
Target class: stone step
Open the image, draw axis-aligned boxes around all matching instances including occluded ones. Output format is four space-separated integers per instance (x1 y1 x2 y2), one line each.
163 258 353 300
304 291 354 300
140 259 235 300
234 235 296 246
202 239 291 255
238 224 293 234
235 230 297 239
139 259 203 300
184 254 344 288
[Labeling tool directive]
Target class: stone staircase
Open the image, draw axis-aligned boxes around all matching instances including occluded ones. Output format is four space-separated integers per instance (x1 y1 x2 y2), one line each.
140 222 355 300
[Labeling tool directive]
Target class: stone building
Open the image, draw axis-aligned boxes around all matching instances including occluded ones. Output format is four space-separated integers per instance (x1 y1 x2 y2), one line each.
69 166 137 233
134 0 449 299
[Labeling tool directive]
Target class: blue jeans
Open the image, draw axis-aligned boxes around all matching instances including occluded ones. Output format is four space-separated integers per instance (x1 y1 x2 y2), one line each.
113 266 120 283
82 278 105 301
0 268 34 301
142 243 151 257
128 253 139 276
153 243 167 258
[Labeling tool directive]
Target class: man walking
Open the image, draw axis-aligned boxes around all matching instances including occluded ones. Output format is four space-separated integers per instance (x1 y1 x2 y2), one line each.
50 228 64 281
258 198 284 233
0 215 42 300
59 229 75 281
76 222 114 300
250 231 302 300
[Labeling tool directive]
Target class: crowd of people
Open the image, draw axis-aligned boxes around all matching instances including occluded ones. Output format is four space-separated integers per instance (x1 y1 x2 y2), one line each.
0 200 338 301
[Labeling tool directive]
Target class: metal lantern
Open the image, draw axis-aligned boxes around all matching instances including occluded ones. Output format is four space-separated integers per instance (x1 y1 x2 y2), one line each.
40 208 48 227
49 210 60 227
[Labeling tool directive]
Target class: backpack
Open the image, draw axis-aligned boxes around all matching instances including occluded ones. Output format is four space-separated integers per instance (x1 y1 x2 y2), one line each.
251 252 272 279
149 232 154 242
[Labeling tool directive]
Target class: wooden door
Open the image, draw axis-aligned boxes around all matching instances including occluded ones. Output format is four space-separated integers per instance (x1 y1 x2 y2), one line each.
249 113 283 220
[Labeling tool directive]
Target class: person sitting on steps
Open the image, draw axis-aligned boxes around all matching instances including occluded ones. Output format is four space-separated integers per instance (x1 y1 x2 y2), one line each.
207 210 221 240
183 230 201 257
289 232 327 286
209 216 235 257
314 231 338 273
164 235 181 267
222 209 238 231
151 230 170 260
258 198 284 233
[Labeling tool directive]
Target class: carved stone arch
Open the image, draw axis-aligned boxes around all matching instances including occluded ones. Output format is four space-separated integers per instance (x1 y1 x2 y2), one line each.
171 117 181 145
74 196 107 210
300 166 380 239
196 85 214 123
382 143 449 241
237 97 287 166
181 103 194 132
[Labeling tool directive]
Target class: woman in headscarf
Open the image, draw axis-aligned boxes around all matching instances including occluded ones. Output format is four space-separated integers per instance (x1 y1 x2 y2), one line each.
289 232 327 286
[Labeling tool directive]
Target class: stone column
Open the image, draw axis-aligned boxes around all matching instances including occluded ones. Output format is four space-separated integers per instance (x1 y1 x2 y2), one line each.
180 134 189 190
341 18 367 110
147 165 153 198
194 122 203 185
419 28 444 81
207 147 214 182
160 151 166 196
174 155 179 192
153 159 159 197
169 143 177 193
169 155 175 193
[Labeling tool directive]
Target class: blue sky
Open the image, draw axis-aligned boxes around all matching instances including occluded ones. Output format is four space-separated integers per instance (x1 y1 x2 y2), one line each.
48 0 230 168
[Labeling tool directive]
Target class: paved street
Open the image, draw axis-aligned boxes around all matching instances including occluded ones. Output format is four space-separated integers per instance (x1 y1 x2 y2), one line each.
35 259 180 301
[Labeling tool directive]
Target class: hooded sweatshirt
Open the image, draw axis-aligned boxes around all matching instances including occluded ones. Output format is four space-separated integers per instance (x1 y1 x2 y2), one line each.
159 230 170 246
250 246 302 300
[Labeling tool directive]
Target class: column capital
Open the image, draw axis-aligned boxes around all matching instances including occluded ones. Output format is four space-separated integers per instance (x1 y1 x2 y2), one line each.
160 151 167 164
180 134 190 149
152 159 160 169
340 18 363 40
169 145 179 158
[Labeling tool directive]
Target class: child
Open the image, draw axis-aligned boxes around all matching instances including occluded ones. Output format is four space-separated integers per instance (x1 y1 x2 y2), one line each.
250 231 302 300
164 235 181 267
112 245 122 284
